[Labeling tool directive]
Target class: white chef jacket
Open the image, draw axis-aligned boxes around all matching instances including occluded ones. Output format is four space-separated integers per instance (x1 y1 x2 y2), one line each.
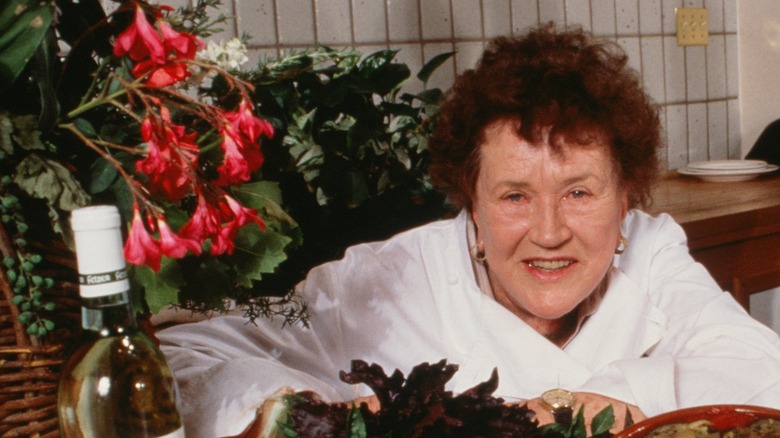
158 209 780 438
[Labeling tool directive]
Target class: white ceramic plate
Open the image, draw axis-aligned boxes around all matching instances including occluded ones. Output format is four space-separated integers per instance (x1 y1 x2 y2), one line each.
678 164 779 182
686 159 768 172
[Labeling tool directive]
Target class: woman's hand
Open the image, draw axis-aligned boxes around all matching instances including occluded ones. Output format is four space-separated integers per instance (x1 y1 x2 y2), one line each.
524 392 646 434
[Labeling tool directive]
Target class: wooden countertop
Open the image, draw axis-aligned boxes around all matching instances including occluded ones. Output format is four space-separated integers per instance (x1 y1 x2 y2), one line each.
645 172 780 251
644 171 780 307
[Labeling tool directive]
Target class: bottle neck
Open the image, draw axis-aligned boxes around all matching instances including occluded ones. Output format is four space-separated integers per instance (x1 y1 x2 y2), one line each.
80 290 138 335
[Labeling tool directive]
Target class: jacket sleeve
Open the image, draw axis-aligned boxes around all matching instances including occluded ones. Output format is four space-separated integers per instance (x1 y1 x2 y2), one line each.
157 246 382 437
582 212 780 416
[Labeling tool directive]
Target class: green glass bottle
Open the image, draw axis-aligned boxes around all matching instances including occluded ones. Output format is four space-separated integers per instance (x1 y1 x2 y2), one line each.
57 206 185 437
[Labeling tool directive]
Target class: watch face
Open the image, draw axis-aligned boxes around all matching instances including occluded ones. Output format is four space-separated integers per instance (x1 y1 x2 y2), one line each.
542 388 575 409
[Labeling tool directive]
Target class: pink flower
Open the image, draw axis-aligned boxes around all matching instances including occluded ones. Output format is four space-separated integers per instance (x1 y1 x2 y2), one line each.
209 223 238 256
224 99 274 144
216 127 251 185
159 21 201 60
215 101 273 185
224 195 265 230
124 206 162 271
136 107 199 201
178 193 222 241
113 6 166 64
132 59 191 88
158 218 202 258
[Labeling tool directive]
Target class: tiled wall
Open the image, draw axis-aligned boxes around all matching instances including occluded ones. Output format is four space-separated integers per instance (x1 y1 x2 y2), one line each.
172 0 740 171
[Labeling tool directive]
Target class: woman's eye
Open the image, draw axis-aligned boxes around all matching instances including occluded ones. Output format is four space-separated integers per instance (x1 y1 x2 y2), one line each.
506 193 524 202
569 190 588 199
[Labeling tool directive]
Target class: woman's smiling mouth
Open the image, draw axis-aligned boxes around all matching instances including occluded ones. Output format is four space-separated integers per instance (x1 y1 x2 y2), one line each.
526 259 574 272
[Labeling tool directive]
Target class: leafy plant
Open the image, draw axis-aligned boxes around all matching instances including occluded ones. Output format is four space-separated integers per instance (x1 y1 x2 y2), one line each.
0 0 305 334
232 47 455 294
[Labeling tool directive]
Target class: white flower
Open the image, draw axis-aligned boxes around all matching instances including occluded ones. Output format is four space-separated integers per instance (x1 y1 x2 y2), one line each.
197 38 249 71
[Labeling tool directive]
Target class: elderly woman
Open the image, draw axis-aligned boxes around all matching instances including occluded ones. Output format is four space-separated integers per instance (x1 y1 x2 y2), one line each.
157 25 780 437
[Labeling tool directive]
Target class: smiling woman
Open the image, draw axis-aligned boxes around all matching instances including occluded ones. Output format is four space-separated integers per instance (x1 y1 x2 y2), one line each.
156 23 780 437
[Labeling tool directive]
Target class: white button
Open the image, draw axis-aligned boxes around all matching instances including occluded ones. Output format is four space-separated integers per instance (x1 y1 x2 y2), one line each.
447 273 459 284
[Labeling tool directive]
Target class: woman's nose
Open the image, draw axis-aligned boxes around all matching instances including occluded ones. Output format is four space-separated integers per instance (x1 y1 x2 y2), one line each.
528 197 572 248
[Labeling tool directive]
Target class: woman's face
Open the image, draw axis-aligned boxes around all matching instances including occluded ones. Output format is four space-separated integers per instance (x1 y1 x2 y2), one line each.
471 120 628 326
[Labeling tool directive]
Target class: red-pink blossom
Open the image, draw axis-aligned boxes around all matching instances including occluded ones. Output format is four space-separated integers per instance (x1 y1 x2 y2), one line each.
114 6 166 64
124 206 162 271
224 195 265 230
157 218 202 258
209 223 238 256
136 107 199 201
224 99 274 144
216 127 251 185
178 193 222 241
159 21 201 60
132 59 191 88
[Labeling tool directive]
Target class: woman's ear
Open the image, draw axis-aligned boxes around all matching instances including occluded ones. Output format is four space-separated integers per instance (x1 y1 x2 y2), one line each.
620 190 629 220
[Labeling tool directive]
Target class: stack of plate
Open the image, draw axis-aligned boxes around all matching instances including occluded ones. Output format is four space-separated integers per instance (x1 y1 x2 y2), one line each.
677 159 779 182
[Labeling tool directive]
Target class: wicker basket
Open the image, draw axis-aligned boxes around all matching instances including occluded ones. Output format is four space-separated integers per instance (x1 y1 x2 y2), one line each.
0 221 80 438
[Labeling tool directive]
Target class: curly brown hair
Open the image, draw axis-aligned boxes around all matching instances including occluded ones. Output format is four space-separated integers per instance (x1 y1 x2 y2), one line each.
428 24 661 211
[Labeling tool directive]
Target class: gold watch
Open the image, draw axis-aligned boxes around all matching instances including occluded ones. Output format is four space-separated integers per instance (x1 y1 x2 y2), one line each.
540 388 575 427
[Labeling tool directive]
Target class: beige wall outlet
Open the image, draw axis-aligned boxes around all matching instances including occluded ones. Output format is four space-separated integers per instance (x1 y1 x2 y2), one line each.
676 7 709 46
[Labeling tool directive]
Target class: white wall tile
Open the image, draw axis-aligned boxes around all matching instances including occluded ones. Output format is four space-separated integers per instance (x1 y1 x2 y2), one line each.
454 41 485 73
725 34 738 97
511 0 539 33
592 0 617 36
387 0 421 41
564 0 591 31
641 37 666 104
618 37 642 74
639 0 662 35
206 0 741 171
352 0 388 43
452 0 483 39
705 34 727 100
538 0 565 25
723 0 737 33
277 0 316 45
663 36 686 103
315 0 353 45
666 104 689 169
707 101 728 159
704 0 724 33
615 0 639 35
728 98 742 158
236 0 277 46
483 0 513 38
661 0 681 35
687 103 708 162
420 0 452 40
683 0 703 8
685 47 707 101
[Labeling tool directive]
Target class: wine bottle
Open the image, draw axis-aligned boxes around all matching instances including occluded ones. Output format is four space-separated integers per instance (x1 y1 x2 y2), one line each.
57 205 185 437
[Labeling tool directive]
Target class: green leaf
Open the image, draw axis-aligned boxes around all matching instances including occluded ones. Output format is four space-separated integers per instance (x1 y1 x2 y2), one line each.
131 260 185 314
0 111 13 155
231 224 292 286
590 405 615 437
10 114 45 151
12 153 91 211
73 118 97 138
0 0 55 89
417 51 455 85
347 404 367 438
89 156 119 194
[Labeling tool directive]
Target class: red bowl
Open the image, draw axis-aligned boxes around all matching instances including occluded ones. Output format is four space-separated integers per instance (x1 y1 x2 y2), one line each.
616 405 780 437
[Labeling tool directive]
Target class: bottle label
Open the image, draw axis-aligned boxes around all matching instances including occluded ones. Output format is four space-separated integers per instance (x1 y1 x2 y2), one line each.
78 269 128 286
